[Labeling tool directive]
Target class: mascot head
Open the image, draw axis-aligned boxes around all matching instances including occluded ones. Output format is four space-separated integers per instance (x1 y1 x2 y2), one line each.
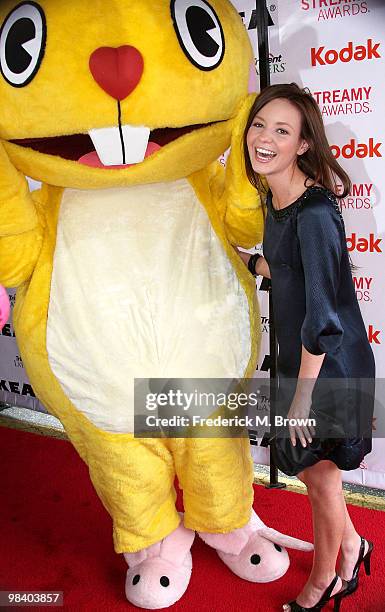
0 0 255 188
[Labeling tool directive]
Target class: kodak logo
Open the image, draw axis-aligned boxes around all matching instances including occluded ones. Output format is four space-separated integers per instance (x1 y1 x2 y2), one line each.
347 233 382 253
311 39 381 66
331 138 382 159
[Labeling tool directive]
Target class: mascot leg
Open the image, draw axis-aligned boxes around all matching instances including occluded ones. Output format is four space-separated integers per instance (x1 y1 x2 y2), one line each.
172 437 254 533
84 436 179 552
60 418 195 609
173 437 313 583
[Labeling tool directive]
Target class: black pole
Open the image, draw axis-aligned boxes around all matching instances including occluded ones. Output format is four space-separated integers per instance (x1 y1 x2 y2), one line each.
256 0 270 90
254 0 285 490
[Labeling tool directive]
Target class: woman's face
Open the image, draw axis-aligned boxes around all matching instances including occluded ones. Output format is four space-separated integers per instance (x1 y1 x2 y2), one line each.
246 98 308 178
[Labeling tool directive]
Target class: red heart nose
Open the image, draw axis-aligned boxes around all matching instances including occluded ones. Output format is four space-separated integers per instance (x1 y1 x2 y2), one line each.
89 46 144 101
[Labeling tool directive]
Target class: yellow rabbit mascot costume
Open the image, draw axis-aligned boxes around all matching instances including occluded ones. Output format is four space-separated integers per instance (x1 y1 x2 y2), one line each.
0 0 312 607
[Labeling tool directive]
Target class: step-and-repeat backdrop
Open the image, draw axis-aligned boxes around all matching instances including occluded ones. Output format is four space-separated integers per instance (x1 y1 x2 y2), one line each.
1 0 384 488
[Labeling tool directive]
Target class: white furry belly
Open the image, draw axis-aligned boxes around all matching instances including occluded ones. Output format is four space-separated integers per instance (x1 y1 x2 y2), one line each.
47 179 250 432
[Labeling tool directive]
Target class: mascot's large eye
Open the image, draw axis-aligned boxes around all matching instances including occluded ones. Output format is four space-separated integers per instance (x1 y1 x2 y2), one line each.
0 2 46 87
171 0 225 71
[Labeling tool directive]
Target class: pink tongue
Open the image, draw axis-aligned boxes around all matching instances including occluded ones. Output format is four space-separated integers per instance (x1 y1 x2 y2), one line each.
78 141 161 168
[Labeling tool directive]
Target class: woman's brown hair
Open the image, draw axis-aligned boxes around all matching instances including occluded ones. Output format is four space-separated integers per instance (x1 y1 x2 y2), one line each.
243 83 351 198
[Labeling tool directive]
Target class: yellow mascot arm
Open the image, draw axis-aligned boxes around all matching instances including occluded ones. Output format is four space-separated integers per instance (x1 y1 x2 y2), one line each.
0 141 42 287
219 94 264 249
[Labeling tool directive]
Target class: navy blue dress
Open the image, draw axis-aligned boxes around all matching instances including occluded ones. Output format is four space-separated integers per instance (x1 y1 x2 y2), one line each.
263 186 375 476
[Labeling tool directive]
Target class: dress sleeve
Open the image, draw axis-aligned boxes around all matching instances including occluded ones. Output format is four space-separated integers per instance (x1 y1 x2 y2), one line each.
297 198 344 355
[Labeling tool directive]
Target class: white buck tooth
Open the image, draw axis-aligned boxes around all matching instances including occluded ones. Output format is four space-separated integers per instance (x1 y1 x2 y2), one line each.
88 125 150 166
88 126 123 166
122 125 150 164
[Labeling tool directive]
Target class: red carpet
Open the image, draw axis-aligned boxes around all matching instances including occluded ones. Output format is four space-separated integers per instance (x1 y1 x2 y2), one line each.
0 427 384 612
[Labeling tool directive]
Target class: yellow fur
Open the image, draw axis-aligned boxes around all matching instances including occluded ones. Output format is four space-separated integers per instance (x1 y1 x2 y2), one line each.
0 0 263 552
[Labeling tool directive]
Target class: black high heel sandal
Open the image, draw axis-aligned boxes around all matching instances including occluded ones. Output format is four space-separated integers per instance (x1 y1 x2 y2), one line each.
283 575 348 612
344 536 374 595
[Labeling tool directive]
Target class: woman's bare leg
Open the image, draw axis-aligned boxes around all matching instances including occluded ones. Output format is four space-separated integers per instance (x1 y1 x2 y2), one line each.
338 500 367 580
288 460 346 608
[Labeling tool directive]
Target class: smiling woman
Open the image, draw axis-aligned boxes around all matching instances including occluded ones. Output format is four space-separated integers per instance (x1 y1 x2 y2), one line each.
243 83 351 199
240 83 375 612
247 99 307 169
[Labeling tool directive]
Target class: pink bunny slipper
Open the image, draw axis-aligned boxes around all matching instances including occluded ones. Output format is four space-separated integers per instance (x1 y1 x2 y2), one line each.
0 285 10 331
199 509 313 582
124 517 195 609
